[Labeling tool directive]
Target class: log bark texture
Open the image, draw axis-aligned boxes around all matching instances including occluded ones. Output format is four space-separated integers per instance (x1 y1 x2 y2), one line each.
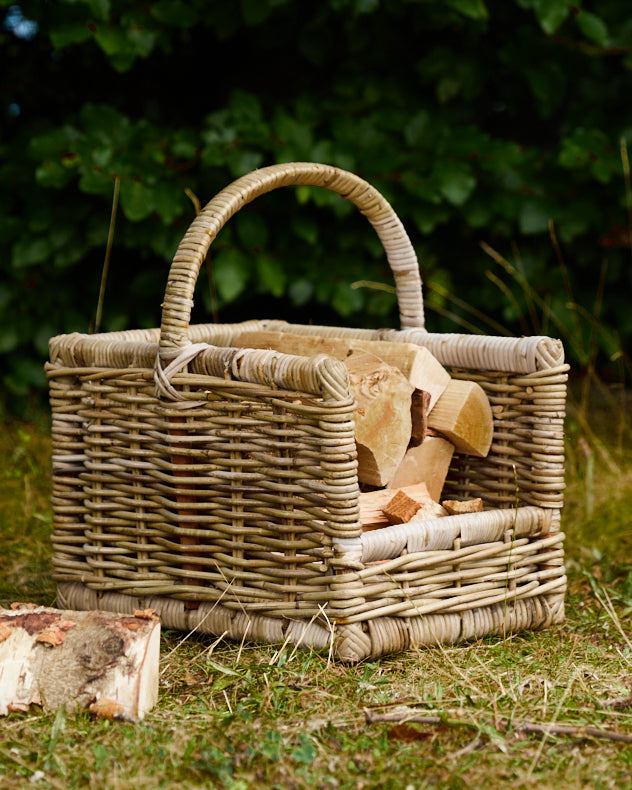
382 490 422 525
0 605 160 720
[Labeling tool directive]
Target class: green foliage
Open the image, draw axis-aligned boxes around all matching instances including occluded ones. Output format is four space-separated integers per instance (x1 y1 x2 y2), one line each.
2 0 632 401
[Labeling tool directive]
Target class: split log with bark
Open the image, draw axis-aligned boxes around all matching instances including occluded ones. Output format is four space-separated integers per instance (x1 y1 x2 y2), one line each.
0 604 160 720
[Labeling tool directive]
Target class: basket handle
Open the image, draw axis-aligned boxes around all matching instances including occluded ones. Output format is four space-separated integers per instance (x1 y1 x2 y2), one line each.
159 162 425 356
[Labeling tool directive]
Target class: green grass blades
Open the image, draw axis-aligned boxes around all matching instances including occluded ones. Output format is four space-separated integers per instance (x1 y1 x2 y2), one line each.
1 409 632 790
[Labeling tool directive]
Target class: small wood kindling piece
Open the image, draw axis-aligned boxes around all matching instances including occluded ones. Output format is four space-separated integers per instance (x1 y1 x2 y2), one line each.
382 490 422 525
441 498 484 515
359 482 434 531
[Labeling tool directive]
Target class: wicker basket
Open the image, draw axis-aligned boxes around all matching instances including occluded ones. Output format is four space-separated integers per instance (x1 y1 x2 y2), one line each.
47 162 568 662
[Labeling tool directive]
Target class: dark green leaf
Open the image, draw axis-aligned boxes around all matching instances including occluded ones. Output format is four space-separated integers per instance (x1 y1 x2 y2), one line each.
256 254 286 297
292 215 319 245
151 182 186 224
120 180 155 222
79 168 114 196
288 279 313 306
240 0 272 25
227 149 264 177
534 0 570 35
6 359 47 396
88 0 111 19
50 23 93 48
519 200 551 234
575 10 609 47
446 0 488 20
355 0 379 13
524 62 567 117
127 27 157 57
212 248 250 302
35 161 76 189
93 24 128 56
0 326 19 353
151 1 198 27
11 238 51 268
236 212 269 249
435 161 476 206
332 281 364 317
30 127 79 159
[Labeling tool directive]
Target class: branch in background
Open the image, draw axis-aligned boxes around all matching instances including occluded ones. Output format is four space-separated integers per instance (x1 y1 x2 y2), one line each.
597 693 632 711
620 138 632 267
364 707 632 744
93 175 120 335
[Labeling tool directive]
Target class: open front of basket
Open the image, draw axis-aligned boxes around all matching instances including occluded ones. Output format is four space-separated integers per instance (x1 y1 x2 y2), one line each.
47 163 568 662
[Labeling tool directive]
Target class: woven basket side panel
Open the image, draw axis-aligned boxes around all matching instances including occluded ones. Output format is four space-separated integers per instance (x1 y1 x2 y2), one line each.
50 366 359 620
361 594 564 661
47 366 91 581
442 366 567 509
338 520 565 623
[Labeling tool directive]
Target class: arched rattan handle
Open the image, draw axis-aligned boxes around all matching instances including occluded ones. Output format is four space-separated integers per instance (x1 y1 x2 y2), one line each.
159 162 425 355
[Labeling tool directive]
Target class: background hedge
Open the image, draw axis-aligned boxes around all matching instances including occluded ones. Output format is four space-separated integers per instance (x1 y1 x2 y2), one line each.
2 0 632 410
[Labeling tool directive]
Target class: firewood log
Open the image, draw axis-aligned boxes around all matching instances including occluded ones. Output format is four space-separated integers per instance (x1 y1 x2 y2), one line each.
345 350 414 486
0 604 160 720
387 436 455 502
235 330 450 408
427 379 493 457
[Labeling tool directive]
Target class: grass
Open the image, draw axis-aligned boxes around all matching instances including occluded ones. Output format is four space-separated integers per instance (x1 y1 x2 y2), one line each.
1 385 632 790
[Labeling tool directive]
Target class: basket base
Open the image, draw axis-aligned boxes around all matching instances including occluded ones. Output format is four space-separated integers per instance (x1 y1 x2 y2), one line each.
56 581 565 663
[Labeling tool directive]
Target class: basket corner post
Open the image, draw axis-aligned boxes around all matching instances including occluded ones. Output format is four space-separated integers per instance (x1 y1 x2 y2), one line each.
332 623 373 663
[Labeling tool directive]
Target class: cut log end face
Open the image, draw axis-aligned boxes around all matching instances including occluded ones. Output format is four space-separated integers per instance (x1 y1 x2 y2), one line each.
427 380 493 458
0 607 160 720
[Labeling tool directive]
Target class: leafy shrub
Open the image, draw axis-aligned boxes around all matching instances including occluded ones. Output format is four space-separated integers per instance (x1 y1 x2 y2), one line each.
2 0 632 407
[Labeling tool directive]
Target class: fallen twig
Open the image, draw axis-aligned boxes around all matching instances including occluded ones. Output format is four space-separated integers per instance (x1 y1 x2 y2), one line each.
363 707 632 744
596 693 632 711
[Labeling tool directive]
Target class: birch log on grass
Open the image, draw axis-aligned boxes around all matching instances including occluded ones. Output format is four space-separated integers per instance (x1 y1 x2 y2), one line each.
0 604 160 720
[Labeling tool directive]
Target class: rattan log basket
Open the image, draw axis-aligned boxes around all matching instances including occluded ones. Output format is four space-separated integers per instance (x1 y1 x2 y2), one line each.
47 162 568 662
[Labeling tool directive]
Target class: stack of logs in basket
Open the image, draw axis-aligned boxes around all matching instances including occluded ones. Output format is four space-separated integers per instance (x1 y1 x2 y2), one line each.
233 330 494 528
